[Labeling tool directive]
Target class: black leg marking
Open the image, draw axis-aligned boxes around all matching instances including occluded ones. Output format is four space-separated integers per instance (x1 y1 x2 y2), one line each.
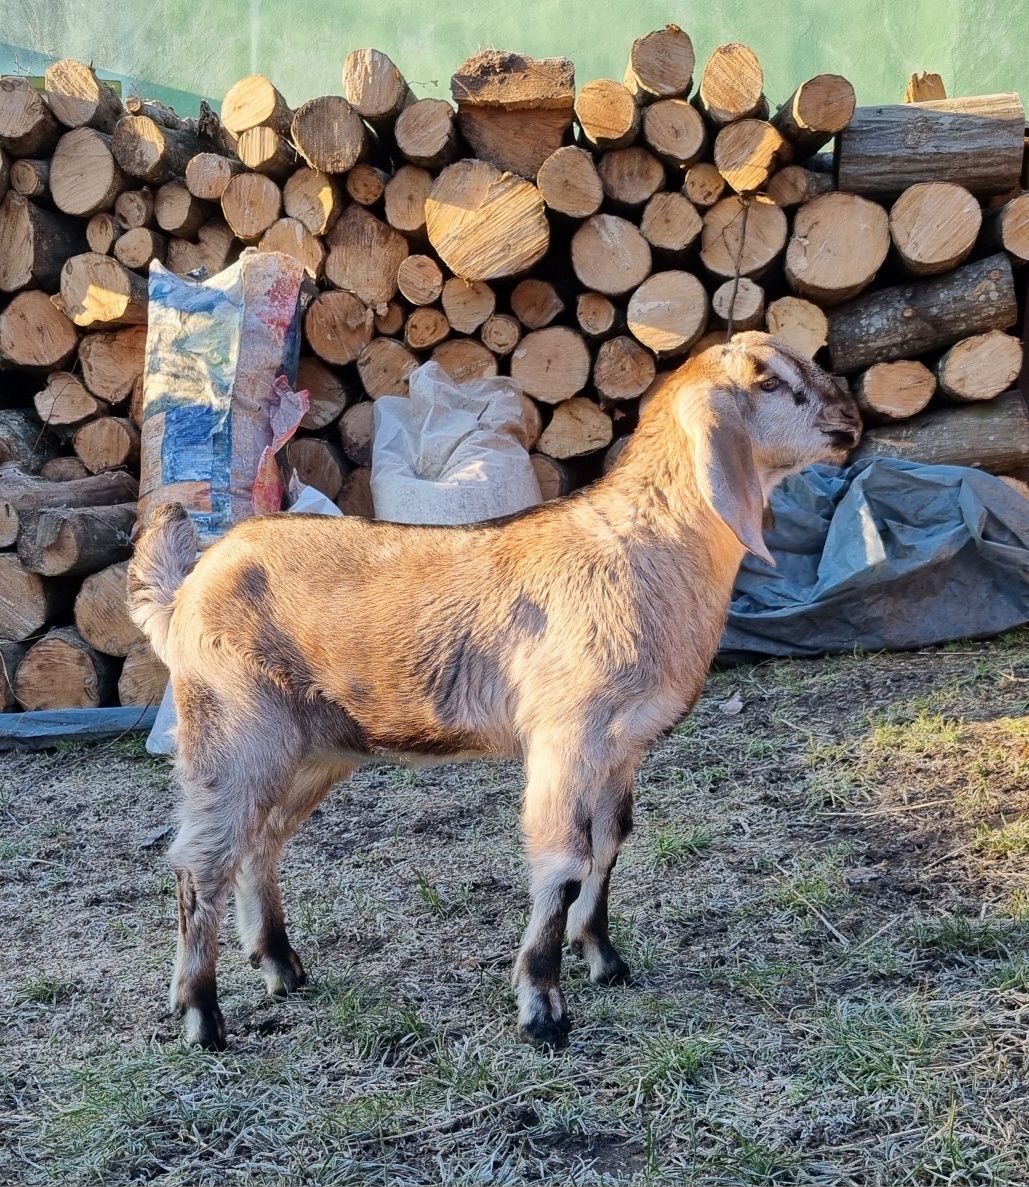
517 879 581 1048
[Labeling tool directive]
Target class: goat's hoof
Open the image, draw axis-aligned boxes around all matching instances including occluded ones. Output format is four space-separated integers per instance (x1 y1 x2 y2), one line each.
263 948 308 999
183 1004 227 1051
592 949 632 986
517 986 572 1049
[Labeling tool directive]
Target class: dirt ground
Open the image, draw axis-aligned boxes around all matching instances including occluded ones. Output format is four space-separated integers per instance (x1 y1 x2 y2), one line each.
2 630 1028 1186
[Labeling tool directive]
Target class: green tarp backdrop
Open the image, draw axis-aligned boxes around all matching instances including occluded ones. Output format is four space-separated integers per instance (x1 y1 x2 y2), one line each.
2 0 1026 116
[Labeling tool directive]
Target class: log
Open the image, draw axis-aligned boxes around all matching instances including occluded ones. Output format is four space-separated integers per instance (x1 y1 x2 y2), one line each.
0 146 6 198
700 195 787 280
827 253 1018 373
698 44 767 126
343 48 413 129
283 437 348 500
683 162 725 207
337 467 374 518
537 398 613 459
86 211 119 253
714 120 791 193
627 270 708 357
13 627 117 711
374 301 406 337
325 205 409 310
60 253 148 329
166 219 238 276
642 99 706 167
0 290 78 369
687 330 727 359
480 313 521 356
396 254 443 306
511 279 565 330
425 160 549 281
853 360 936 422
765 296 829 358
291 96 366 174
10 157 50 200
597 147 665 208
766 165 833 207
510 327 590 403
853 391 1029 473
237 126 296 180
258 216 325 280
575 79 639 150
357 337 419 398
984 192 1029 265
0 192 87 292
785 193 890 304
220 172 282 243
44 60 123 132
837 94 1025 196
0 554 75 641
117 639 168 706
40 457 89 481
394 100 458 170
576 292 622 341
338 402 375 467
531 454 575 500
771 75 856 156
640 191 702 260
112 115 203 184
73 417 141 474
0 640 27 710
221 75 292 137
303 290 374 366
0 462 137 548
185 152 244 201
0 77 60 157
935 331 1022 402
904 73 946 103
17 503 136 577
624 25 695 102
593 335 657 402
79 327 146 401
441 278 495 333
154 181 210 238
74 560 142 655
430 338 499 382
536 146 603 218
518 396 544 450
0 410 55 472
125 95 197 132
888 182 982 276
283 166 342 236
297 355 353 430
711 277 765 331
129 375 145 428
383 164 432 237
406 306 451 351
34 373 103 430
50 128 126 216
346 163 389 207
115 188 154 229
571 214 651 296
114 226 167 270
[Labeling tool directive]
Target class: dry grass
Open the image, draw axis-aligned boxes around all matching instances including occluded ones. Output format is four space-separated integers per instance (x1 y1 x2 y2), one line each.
1 629 1028 1185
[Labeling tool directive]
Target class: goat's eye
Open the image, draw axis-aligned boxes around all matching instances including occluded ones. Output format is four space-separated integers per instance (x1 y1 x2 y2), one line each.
759 376 780 391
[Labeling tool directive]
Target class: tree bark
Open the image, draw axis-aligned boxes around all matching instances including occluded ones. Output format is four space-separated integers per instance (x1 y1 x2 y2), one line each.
0 554 75 641
17 502 136 577
0 192 87 292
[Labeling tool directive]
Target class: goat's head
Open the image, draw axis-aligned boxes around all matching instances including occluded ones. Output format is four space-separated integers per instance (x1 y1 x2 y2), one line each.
664 332 862 563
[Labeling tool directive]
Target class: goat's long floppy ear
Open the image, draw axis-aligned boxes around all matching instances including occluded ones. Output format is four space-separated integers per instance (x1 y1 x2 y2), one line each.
687 390 775 566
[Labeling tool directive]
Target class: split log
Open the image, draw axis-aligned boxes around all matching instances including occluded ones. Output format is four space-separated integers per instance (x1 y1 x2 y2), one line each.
283 166 342 236
511 279 564 330
574 80 639 150
714 120 791 193
593 335 657 402
115 188 154 229
86 211 119 253
597 146 665 207
640 191 702 260
114 226 167 270
537 397 613 459
904 73 946 103
10 157 49 199
291 96 366 174
34 373 103 429
357 337 419 398
237 126 296 179
118 640 168 706
431 338 499 382
642 99 706 167
396 254 443 306
338 402 375 467
221 75 292 137
889 182 981 275
683 162 725 207
571 213 651 296
60 252 148 328
837 93 1025 196
440 278 495 333
406 306 451 351
827 253 1017 373
346 163 389 207
624 25 695 102
17 503 136 577
297 356 353 430
0 410 55 471
283 437 348 500
785 193 890 304
44 60 123 132
627 270 708 357
576 292 623 341
853 391 1029 472
531 454 576 499
74 560 142 655
154 181 210 238
185 152 244 201
0 554 74 641
337 467 374 518
258 216 325 279
480 313 521 356
40 457 89 481
112 115 203 184
374 301 406 337
698 44 767 126
79 327 146 401
853 360 936 421
394 100 458 170
984 192 1029 265
383 164 432 237
765 296 829 357
303 290 374 366
510 327 590 403
0 641 27 710
73 417 141 473
220 172 281 242
771 75 856 156
0 290 78 369
0 192 87 291
425 159 549 281
325 205 408 309
0 77 60 157
166 219 238 276
14 627 118 710
536 146 603 218
50 128 126 216
343 48 413 130
711 277 765 331
766 165 833 207
700 195 787 279
935 331 1022 402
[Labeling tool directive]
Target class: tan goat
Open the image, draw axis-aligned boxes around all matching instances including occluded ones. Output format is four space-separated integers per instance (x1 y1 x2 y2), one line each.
128 332 861 1050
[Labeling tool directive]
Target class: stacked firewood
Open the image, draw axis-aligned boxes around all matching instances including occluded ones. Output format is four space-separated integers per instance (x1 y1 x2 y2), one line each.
0 38 1027 712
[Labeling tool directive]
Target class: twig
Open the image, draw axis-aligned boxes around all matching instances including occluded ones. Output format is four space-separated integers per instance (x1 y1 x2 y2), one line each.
774 862 851 948
723 194 752 342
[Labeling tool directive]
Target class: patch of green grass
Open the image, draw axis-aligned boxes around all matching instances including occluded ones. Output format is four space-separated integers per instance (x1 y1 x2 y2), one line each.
636 1027 720 1097
867 711 964 756
913 914 1017 959
649 823 717 867
311 976 430 1062
974 818 1029 860
16 975 76 1006
773 849 851 916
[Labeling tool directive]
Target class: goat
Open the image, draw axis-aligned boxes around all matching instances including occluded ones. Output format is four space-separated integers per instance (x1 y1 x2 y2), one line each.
128 332 861 1050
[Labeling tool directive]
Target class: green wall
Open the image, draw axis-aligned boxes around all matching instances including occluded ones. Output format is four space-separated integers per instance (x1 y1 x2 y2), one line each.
2 0 1026 116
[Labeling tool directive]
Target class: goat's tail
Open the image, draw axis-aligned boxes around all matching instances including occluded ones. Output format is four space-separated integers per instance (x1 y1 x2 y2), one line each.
127 503 198 666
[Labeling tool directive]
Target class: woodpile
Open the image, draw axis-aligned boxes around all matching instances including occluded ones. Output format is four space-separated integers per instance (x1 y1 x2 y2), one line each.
0 41 1026 714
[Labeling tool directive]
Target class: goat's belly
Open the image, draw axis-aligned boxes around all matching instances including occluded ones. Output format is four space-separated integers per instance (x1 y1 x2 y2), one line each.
313 745 497 770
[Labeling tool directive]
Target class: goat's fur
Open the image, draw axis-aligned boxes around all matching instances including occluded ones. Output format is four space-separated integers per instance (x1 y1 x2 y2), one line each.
129 333 861 1049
